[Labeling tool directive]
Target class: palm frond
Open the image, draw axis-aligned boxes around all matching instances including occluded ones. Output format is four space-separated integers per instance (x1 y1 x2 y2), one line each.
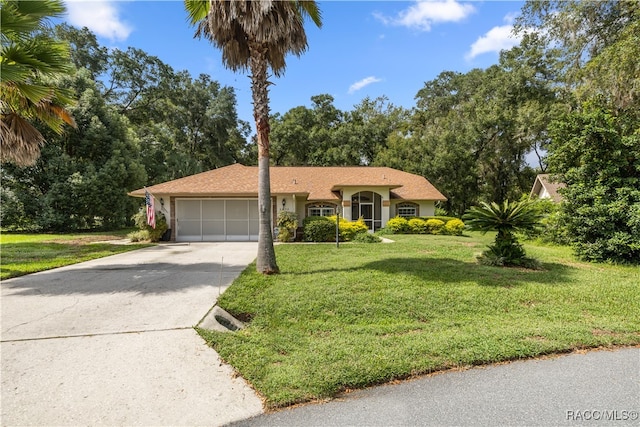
0 0 75 166
184 0 209 27
186 0 321 76
298 1 322 28
0 112 45 166
0 0 66 42
463 199 543 234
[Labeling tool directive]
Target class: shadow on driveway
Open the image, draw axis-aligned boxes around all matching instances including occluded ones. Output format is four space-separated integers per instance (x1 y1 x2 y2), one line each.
1 242 257 340
2 243 254 297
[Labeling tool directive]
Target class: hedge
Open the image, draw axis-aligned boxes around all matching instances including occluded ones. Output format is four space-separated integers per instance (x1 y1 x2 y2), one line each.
382 216 465 236
303 216 369 242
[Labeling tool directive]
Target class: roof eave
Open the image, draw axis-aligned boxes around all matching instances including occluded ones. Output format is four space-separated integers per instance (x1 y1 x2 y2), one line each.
331 184 404 191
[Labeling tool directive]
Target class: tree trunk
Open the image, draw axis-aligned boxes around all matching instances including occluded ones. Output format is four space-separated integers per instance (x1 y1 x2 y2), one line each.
250 43 279 274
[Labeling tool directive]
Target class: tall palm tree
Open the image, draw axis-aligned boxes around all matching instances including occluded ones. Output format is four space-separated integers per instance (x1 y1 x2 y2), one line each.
185 0 322 274
0 0 76 166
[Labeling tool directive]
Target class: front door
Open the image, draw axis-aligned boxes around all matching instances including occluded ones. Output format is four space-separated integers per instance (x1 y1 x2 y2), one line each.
360 203 374 231
351 191 382 231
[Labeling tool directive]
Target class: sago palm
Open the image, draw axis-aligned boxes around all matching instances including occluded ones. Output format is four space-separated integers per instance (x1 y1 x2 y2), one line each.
0 0 76 166
185 0 322 274
463 199 543 267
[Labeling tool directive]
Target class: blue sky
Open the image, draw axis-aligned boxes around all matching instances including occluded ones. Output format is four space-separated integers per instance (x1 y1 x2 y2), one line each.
62 1 525 125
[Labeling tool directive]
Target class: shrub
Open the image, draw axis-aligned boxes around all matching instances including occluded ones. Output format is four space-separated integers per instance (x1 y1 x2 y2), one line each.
127 230 150 242
303 218 335 242
302 216 369 242
386 216 409 234
353 232 381 243
276 211 298 242
478 232 541 269
434 206 449 217
303 215 329 227
463 199 543 269
425 215 458 224
375 227 394 235
539 210 571 245
548 101 640 264
408 218 428 234
425 219 445 234
131 207 168 242
336 216 368 241
444 219 465 235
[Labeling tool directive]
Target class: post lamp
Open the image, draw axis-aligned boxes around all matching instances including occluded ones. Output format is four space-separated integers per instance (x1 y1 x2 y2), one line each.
335 206 341 248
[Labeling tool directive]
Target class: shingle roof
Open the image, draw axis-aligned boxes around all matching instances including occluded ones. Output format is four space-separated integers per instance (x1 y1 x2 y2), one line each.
530 174 565 202
130 164 447 201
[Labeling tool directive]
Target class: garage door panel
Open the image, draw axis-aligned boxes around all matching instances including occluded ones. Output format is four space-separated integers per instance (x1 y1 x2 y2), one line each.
178 220 201 240
249 200 259 220
177 199 259 242
202 220 224 234
202 200 224 217
249 200 259 239
226 220 248 236
226 200 248 220
177 200 201 220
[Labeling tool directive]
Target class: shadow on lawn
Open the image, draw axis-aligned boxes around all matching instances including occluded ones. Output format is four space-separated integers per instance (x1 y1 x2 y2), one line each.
363 257 574 287
288 256 575 287
282 257 577 287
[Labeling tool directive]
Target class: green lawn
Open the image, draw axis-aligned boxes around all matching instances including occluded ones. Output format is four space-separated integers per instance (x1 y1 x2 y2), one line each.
0 230 152 279
198 233 640 408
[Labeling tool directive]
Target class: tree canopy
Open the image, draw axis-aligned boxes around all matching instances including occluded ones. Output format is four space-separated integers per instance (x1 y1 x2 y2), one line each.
515 0 640 264
3 1 637 265
1 24 249 231
0 0 76 166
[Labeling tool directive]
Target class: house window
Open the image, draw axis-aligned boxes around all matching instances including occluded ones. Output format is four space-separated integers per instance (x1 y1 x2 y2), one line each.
307 203 335 217
397 203 418 218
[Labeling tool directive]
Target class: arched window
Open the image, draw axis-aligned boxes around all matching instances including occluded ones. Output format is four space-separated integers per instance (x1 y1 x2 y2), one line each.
307 203 336 217
396 202 418 218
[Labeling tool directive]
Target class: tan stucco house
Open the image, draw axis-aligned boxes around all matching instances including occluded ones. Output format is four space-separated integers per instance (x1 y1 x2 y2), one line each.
530 174 565 203
130 163 446 242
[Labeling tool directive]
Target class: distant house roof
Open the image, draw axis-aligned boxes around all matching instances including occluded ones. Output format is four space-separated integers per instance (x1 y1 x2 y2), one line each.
130 163 447 201
530 174 565 202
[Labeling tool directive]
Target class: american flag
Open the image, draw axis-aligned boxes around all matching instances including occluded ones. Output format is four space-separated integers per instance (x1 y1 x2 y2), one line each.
145 190 156 229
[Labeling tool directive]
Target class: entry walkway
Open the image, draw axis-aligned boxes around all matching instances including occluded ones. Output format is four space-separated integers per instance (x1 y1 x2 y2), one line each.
1 242 263 426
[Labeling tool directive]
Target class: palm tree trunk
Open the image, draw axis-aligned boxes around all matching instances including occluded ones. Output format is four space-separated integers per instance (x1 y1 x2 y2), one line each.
250 42 279 274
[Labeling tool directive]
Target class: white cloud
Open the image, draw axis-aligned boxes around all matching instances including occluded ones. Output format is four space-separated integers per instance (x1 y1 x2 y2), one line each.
465 24 522 60
375 0 476 32
348 76 382 94
65 0 132 42
503 11 519 25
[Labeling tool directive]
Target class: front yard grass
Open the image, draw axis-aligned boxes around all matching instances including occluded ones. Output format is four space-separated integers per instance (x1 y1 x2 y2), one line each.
0 230 152 279
198 233 640 408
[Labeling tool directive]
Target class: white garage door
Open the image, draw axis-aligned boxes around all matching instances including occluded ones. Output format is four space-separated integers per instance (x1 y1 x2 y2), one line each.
176 199 259 242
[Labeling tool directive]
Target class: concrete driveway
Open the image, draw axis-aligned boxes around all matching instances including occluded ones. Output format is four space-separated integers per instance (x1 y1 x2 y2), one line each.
1 242 264 426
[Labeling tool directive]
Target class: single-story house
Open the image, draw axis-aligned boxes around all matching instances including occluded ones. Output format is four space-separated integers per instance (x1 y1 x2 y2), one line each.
530 174 565 203
129 163 446 242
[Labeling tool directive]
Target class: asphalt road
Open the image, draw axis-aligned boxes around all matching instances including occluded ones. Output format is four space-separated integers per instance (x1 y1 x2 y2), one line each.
233 347 640 427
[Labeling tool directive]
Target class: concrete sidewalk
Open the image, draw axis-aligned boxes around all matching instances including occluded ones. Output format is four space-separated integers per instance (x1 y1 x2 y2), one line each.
1 242 264 426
